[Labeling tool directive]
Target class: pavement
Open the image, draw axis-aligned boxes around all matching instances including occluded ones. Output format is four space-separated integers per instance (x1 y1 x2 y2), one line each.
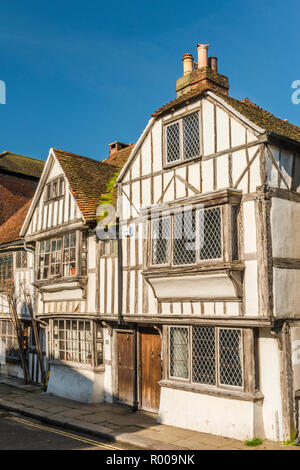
0 376 299 450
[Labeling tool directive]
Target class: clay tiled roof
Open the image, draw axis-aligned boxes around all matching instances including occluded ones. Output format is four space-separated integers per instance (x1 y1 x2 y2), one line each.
0 199 32 245
0 152 44 179
102 144 134 167
152 89 300 144
215 93 300 144
53 149 124 222
152 88 206 118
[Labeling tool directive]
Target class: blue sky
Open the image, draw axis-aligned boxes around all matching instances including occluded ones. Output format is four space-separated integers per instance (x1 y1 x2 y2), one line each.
0 0 300 161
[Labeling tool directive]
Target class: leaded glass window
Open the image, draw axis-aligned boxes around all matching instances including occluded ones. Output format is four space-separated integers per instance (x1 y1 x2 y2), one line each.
165 111 200 164
169 326 244 389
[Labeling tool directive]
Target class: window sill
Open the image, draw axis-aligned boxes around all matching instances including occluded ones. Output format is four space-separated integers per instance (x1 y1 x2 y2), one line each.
34 275 87 288
143 261 245 276
158 379 264 403
49 359 99 372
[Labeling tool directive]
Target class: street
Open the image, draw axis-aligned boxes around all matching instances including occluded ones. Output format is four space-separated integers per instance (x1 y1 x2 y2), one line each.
0 410 131 450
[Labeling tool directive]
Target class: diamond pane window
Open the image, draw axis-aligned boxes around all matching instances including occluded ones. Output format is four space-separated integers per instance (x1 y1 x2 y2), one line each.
152 217 171 265
169 327 189 379
192 326 216 385
232 206 239 261
173 210 196 265
16 251 27 269
219 329 243 387
183 112 200 159
199 207 222 260
166 122 180 163
168 326 244 390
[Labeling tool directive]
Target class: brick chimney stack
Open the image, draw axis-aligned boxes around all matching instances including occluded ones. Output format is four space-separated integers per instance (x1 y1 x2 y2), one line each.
176 44 229 97
108 141 129 156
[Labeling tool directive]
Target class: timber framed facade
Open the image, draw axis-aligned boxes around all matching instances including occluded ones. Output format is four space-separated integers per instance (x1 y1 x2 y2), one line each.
2 43 300 442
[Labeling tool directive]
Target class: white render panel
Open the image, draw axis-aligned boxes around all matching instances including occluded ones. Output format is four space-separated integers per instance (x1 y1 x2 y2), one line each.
243 201 257 254
202 99 215 156
244 260 259 316
216 107 229 152
141 134 151 176
148 273 238 301
131 181 140 217
259 329 284 441
141 178 151 208
271 198 300 258
226 302 240 316
152 121 162 173
247 130 257 143
249 151 261 192
280 149 293 190
217 154 229 189
273 268 300 317
268 145 280 187
153 175 163 204
175 168 187 199
159 387 256 440
201 159 214 193
232 150 247 188
188 163 200 193
203 302 214 315
130 153 140 180
231 118 246 148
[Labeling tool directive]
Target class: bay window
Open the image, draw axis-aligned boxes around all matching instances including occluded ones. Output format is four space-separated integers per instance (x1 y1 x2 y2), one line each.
51 319 103 367
38 231 86 280
151 205 226 267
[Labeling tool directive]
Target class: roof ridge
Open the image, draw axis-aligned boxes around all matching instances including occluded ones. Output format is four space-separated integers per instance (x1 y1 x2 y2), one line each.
0 151 44 163
53 148 103 163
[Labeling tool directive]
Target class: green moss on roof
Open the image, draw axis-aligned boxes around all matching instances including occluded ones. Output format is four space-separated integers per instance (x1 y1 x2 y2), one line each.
53 148 130 223
215 93 300 144
0 152 44 178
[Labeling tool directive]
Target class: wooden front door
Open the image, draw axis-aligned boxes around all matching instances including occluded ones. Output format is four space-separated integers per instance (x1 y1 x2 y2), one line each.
117 331 134 406
140 328 162 413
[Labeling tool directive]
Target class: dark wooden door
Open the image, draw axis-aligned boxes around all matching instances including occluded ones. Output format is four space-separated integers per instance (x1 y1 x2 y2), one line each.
140 329 162 413
117 332 134 406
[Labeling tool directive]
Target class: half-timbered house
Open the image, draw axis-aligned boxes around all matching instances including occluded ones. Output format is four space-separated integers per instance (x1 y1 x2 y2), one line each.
99 44 300 442
0 153 44 382
20 145 132 402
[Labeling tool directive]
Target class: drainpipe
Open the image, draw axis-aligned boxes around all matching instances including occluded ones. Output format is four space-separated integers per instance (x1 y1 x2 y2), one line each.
24 240 35 255
117 217 123 326
133 324 138 411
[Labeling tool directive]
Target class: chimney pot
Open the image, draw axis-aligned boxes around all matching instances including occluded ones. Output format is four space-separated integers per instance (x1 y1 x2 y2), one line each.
208 56 218 72
197 44 210 68
182 53 194 75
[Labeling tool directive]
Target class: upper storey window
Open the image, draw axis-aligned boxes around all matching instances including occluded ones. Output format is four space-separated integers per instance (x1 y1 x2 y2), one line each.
37 231 85 280
0 254 13 282
165 111 200 164
45 177 65 201
151 206 223 267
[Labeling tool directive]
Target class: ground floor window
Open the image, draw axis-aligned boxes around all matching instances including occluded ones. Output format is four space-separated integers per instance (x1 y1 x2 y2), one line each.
169 325 243 389
51 319 103 367
0 319 19 359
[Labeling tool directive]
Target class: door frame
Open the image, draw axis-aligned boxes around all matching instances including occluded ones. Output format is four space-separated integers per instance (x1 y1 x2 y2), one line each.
113 323 163 413
138 325 162 413
114 327 138 408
